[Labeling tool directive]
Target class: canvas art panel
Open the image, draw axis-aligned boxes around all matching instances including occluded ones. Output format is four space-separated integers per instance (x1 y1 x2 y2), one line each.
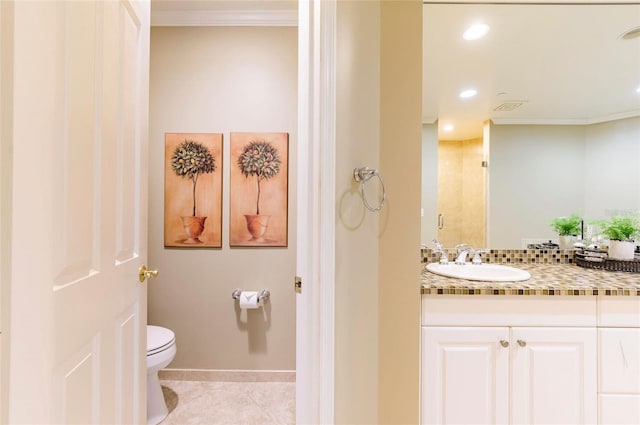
164 133 223 247
230 132 289 247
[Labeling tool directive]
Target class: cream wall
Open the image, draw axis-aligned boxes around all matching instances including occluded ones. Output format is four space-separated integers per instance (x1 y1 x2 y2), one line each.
148 27 297 370
489 120 640 247
0 3 7 421
584 116 640 220
378 1 422 422
334 1 422 423
489 124 585 248
335 1 381 422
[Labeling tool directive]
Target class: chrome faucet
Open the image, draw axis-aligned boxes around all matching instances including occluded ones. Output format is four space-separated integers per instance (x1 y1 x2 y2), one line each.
432 239 449 264
471 249 490 264
455 244 476 265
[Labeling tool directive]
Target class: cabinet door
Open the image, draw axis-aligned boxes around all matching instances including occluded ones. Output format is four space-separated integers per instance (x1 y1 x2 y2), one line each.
599 328 640 425
599 328 640 393
422 327 510 425
511 327 597 425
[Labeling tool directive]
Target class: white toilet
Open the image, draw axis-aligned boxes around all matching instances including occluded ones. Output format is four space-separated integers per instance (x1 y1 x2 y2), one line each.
147 325 177 425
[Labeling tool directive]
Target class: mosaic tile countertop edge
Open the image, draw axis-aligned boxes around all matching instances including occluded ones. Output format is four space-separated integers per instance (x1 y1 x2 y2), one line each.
421 249 640 296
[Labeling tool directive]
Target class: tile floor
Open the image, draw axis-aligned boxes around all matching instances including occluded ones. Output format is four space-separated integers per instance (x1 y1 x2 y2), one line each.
159 380 295 425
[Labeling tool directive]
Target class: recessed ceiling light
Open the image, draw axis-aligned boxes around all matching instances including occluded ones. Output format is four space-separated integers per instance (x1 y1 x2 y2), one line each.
443 124 454 132
636 86 640 93
463 23 490 41
459 89 478 99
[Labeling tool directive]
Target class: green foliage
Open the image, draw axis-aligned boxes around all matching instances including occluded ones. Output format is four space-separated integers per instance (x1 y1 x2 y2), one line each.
550 213 582 236
237 140 282 215
171 140 216 180
237 140 281 181
595 215 640 241
171 140 216 216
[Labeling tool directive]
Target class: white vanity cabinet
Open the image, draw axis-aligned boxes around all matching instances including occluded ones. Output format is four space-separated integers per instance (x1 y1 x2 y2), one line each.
510 327 597 425
597 297 640 425
422 326 510 424
421 296 599 425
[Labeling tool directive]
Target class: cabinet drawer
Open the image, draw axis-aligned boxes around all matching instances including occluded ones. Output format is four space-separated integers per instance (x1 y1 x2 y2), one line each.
598 297 640 327
422 295 596 326
599 394 640 425
599 328 640 393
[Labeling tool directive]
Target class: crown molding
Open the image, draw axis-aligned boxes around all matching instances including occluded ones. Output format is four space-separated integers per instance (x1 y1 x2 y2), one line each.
151 9 298 27
492 110 640 126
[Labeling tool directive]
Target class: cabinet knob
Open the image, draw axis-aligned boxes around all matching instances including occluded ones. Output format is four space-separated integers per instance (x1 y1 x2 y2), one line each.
517 339 527 347
499 340 509 348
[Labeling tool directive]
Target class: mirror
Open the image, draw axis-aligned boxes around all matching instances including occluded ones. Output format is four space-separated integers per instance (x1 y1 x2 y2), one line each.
421 3 640 249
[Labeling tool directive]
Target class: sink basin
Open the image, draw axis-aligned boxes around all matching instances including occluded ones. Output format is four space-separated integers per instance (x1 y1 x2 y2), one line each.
426 263 531 282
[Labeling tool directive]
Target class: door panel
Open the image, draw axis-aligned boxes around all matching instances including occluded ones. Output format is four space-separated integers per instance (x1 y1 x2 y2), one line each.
54 337 100 424
8 0 149 423
116 308 139 424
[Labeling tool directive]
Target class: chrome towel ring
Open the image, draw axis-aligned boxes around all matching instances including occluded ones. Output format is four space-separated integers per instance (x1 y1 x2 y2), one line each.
353 166 386 212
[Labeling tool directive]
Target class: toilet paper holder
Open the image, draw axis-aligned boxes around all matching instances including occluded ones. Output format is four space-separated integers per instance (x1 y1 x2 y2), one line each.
231 288 271 302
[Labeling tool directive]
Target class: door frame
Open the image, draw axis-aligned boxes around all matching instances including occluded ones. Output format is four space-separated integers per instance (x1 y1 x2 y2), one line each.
296 0 336 422
147 2 335 422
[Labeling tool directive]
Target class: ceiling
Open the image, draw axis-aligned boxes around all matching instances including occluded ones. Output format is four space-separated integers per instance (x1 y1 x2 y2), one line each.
423 3 640 140
150 1 640 141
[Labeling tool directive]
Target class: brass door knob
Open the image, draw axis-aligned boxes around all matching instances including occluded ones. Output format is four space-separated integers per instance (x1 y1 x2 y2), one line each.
139 265 159 283
499 340 509 348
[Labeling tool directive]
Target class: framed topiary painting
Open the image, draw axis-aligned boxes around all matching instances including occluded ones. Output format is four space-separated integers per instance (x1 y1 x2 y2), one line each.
229 132 289 247
164 133 223 247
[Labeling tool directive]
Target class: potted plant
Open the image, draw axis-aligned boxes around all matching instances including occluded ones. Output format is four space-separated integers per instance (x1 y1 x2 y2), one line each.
594 214 640 260
171 139 216 243
550 213 582 249
237 139 281 241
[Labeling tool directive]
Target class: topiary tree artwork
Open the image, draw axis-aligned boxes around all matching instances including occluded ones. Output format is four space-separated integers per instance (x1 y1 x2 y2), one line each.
171 140 216 216
237 140 281 215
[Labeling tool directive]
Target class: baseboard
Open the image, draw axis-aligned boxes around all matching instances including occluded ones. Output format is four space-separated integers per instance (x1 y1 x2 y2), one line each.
159 368 296 383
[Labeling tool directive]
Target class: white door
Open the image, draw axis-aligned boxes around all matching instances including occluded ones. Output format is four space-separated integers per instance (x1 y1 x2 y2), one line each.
422 326 510 425
6 0 150 423
511 327 597 425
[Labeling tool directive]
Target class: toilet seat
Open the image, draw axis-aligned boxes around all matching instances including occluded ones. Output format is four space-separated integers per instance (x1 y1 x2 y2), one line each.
146 325 177 425
147 325 175 357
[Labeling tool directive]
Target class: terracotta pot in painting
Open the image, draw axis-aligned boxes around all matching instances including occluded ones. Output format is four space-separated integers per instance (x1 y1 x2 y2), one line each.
244 214 270 242
181 216 207 244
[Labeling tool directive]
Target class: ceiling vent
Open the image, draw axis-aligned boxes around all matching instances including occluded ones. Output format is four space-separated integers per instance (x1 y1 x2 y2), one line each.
494 102 524 112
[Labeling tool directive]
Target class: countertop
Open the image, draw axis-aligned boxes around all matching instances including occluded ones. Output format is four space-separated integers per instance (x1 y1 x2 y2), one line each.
421 263 640 296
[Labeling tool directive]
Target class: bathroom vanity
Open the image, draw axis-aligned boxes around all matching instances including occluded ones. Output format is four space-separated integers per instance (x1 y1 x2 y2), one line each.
421 259 640 425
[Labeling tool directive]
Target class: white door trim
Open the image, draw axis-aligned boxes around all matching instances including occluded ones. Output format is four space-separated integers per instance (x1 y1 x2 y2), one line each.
296 0 336 423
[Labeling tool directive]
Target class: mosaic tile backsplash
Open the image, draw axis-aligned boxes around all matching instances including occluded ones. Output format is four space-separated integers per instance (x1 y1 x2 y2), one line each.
421 248 575 265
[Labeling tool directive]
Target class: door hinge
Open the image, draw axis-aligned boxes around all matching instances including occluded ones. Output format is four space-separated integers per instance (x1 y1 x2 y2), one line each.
295 276 302 294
